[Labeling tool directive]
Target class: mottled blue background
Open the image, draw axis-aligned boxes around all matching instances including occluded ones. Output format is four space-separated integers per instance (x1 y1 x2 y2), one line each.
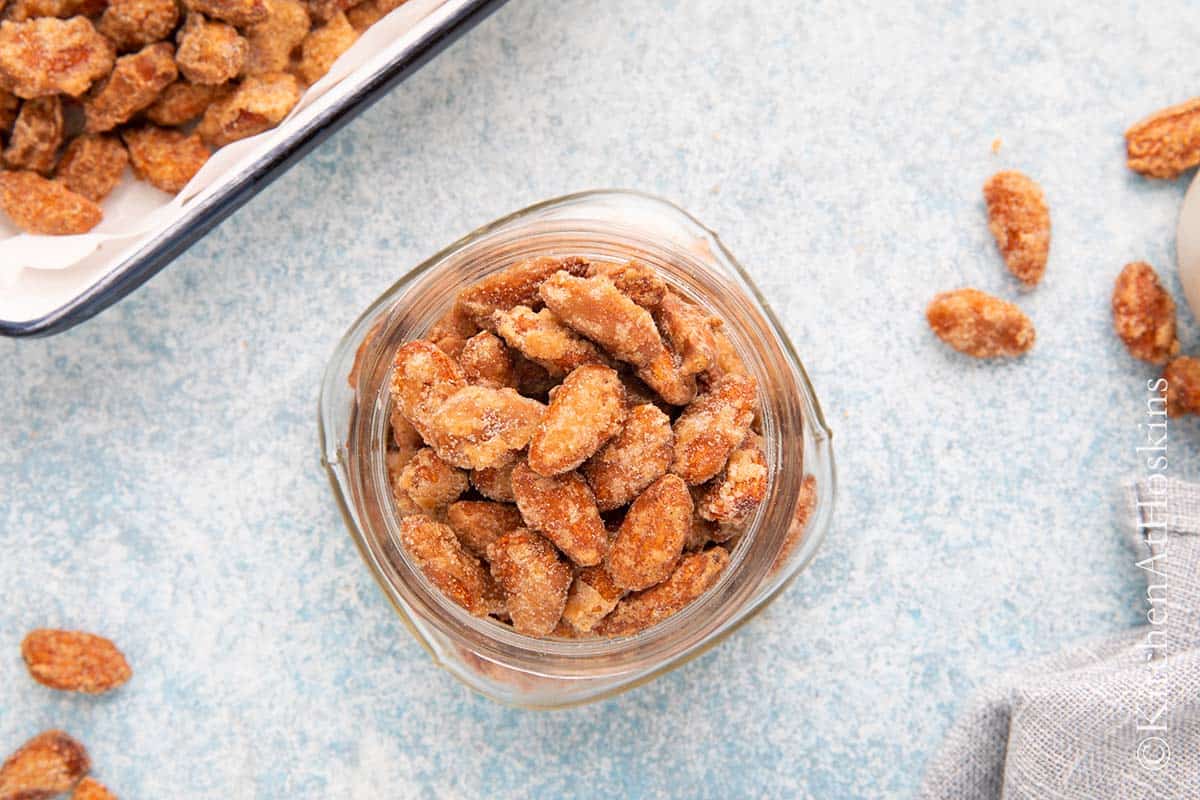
3 1 1199 797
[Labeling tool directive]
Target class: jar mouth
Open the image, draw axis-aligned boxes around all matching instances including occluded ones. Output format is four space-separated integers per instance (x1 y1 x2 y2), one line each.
323 190 835 683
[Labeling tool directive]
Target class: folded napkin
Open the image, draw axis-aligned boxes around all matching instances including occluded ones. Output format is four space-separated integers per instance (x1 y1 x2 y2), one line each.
919 478 1200 800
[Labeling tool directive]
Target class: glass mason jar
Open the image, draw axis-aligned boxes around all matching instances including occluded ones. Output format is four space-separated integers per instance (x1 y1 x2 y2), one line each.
318 190 835 708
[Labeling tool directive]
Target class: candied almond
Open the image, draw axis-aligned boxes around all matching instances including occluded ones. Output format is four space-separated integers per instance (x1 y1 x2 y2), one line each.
21 629 131 693
0 18 115 99
926 288 1035 358
399 515 503 616
772 473 817 573
196 71 301 146
492 305 608 377
983 170 1050 287
670 373 758 485
389 340 465 439
656 291 718 379
684 515 718 552
245 0 311 76
84 42 178 134
185 0 269 27
3 95 62 175
395 447 467 514
294 10 356 85
635 347 697 406
427 305 479 360
582 402 673 511
98 0 180 52
145 80 231 127
707 323 748 381
696 433 768 523
586 259 667 308
1126 97 1200 179
595 547 729 637
0 730 90 798
389 404 422 458
607 474 693 591
539 271 665 367
346 0 402 30
73 777 117 800
305 0 354 23
447 500 523 559
456 256 591 329
487 529 572 636
1164 356 1200 418
511 461 606 566
176 13 247 86
423 385 545 470
512 353 557 397
1112 261 1179 365
0 170 102 234
470 463 516 503
528 364 626 476
122 126 210 194
459 331 516 389
561 565 625 634
55 134 128 203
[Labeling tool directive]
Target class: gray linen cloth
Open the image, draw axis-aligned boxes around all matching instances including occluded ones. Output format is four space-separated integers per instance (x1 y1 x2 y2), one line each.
919 478 1200 800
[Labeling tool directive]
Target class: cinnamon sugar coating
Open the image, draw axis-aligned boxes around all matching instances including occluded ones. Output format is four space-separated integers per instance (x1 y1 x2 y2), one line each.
447 500 522 559
511 461 606 567
607 474 693 591
586 259 667 308
21 629 132 693
457 256 590 329
0 730 91 798
528 364 626 476
72 777 118 800
399 515 503 616
539 271 665 367
3 94 61 174
487 529 572 636
670 373 757 485
459 331 516 389
470 462 516 503
1126 97 1200 179
582 403 673 511
83 42 177 133
0 18 115 99
423 385 545 470
696 433 767 523
493 305 609 376
1112 261 1179 365
0 170 101 234
983 170 1050 287
595 547 730 637
395 447 467 514
55 134 127 203
561 565 625 634
926 288 1035 358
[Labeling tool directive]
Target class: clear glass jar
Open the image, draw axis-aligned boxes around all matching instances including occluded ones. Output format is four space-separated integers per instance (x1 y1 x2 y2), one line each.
318 190 835 708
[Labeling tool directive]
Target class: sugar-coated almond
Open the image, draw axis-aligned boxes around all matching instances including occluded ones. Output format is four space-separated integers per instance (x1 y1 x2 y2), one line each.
1126 97 1200 179
586 259 667 308
1112 261 1179 365
456 256 590 329
528 364 626 476
560 565 625 634
983 170 1050 287
595 547 729 637
395 447 467 514
470 463 516 503
389 340 465 439
423 386 545 470
926 288 1035 358
670 373 758 485
696 433 768 523
582 403 673 511
511 461 606 566
487 529 571 636
72 776 117 800
459 331 516 389
21 629 131 693
447 500 523 559
0 730 90 799
426 305 479 360
399 515 504 616
539 272 665 367
492 305 608 377
607 474 693 591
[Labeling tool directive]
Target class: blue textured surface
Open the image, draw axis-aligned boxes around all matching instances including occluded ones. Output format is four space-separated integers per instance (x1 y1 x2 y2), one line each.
3 1 1198 797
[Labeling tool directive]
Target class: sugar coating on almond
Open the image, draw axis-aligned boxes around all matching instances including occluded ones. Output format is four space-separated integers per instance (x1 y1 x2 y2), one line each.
926 288 1035 358
21 629 131 693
